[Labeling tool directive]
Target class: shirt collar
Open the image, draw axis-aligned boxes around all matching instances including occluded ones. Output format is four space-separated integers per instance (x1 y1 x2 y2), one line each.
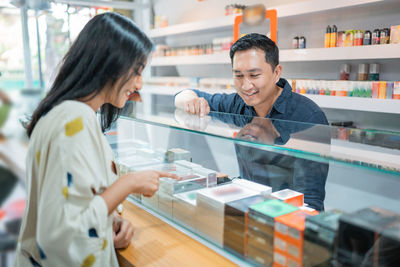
245 78 292 117
271 78 292 115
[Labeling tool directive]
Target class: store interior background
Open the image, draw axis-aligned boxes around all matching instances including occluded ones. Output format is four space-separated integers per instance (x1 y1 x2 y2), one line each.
0 0 400 266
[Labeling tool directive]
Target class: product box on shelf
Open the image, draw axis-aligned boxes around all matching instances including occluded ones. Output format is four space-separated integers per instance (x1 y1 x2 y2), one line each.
273 210 319 267
303 210 342 266
271 189 304 207
337 207 400 266
166 148 191 163
195 183 265 247
247 199 299 266
172 190 198 232
378 220 400 266
390 25 400 44
223 195 272 257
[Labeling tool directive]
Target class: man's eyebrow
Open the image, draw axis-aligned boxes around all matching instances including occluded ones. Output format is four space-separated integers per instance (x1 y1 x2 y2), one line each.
247 68 262 73
232 68 262 73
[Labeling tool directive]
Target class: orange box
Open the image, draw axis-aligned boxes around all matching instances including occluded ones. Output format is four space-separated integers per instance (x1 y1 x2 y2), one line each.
393 81 400 99
271 189 304 207
378 81 387 99
273 210 318 267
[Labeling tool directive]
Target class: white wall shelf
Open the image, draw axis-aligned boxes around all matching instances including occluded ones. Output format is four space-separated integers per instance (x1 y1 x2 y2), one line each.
151 44 400 66
143 85 235 95
304 94 400 114
148 0 384 38
151 52 230 66
143 85 400 114
280 44 400 62
148 15 237 38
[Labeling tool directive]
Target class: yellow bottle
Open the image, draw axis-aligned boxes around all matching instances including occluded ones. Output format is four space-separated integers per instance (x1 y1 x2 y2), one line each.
325 25 331 48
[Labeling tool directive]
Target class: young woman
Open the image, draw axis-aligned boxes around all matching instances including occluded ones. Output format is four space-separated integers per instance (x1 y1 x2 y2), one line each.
15 12 178 267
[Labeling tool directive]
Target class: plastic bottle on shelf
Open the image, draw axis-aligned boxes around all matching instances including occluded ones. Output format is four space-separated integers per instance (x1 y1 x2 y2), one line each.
348 82 360 97
358 81 365 97
299 36 306 49
366 81 372 98
310 80 315 94
300 80 306 94
312 80 318 94
368 64 380 81
340 64 350 80
337 31 345 47
292 37 299 49
363 30 372 45
290 79 296 92
346 81 353 97
305 80 311 94
325 25 331 48
358 64 369 81
324 81 331 95
295 80 300 93
316 80 322 95
354 30 364 46
328 81 335 96
330 25 337 47
372 81 379 98
372 29 380 45
386 82 394 99
340 81 347 96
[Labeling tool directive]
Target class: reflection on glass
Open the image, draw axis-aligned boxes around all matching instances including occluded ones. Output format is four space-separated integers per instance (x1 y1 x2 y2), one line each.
208 113 329 211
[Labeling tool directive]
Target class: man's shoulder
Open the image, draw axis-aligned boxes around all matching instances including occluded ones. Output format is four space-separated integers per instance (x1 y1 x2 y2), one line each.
288 92 328 124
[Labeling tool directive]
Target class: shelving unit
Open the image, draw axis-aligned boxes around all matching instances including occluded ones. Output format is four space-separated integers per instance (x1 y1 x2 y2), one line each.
145 0 400 128
151 44 400 66
148 0 384 38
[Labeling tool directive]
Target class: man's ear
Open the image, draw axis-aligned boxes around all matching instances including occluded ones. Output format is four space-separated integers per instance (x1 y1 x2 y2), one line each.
274 64 282 83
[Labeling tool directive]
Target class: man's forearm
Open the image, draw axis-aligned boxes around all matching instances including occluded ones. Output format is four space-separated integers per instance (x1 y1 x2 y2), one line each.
174 90 198 109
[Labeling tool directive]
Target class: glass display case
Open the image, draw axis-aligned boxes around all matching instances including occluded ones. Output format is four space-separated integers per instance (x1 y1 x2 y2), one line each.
107 100 400 267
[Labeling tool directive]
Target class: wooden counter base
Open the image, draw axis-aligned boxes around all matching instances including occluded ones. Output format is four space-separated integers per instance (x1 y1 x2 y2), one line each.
117 200 237 267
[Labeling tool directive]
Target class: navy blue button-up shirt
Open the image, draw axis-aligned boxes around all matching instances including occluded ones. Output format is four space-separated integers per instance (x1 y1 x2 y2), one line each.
189 78 329 211
193 78 328 125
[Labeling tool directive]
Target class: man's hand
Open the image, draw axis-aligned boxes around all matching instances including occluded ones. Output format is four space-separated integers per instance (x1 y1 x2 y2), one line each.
174 90 210 116
184 97 210 116
113 213 134 249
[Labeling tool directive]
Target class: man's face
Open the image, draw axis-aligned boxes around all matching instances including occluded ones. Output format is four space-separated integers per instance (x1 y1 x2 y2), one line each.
232 48 280 109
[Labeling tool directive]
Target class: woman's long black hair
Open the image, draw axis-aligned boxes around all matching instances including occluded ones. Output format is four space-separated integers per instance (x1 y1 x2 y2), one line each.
27 12 153 137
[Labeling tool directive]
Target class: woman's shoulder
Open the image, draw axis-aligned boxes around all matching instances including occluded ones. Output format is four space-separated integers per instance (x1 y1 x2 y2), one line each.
33 100 98 139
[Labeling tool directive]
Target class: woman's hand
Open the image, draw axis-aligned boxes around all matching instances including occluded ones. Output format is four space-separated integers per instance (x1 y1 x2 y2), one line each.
101 170 180 215
113 212 134 249
130 170 180 197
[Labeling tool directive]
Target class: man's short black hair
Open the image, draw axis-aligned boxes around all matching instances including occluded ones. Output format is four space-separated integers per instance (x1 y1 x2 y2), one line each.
229 33 279 70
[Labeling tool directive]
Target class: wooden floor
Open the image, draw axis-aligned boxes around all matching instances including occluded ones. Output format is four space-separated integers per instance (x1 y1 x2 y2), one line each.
117 200 237 267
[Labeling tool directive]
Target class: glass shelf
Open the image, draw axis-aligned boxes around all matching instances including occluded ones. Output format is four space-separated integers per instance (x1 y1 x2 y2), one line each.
118 101 400 176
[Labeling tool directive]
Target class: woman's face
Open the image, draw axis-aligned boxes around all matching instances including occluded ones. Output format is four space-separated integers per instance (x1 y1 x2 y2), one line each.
108 65 144 108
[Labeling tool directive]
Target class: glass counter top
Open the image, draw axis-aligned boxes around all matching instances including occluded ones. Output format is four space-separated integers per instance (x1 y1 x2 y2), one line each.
118 101 400 176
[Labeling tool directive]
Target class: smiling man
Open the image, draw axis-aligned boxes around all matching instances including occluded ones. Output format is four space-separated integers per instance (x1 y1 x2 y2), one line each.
174 33 328 125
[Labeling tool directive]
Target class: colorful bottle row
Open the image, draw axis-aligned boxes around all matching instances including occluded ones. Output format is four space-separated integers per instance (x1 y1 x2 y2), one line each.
288 79 400 100
325 24 400 47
